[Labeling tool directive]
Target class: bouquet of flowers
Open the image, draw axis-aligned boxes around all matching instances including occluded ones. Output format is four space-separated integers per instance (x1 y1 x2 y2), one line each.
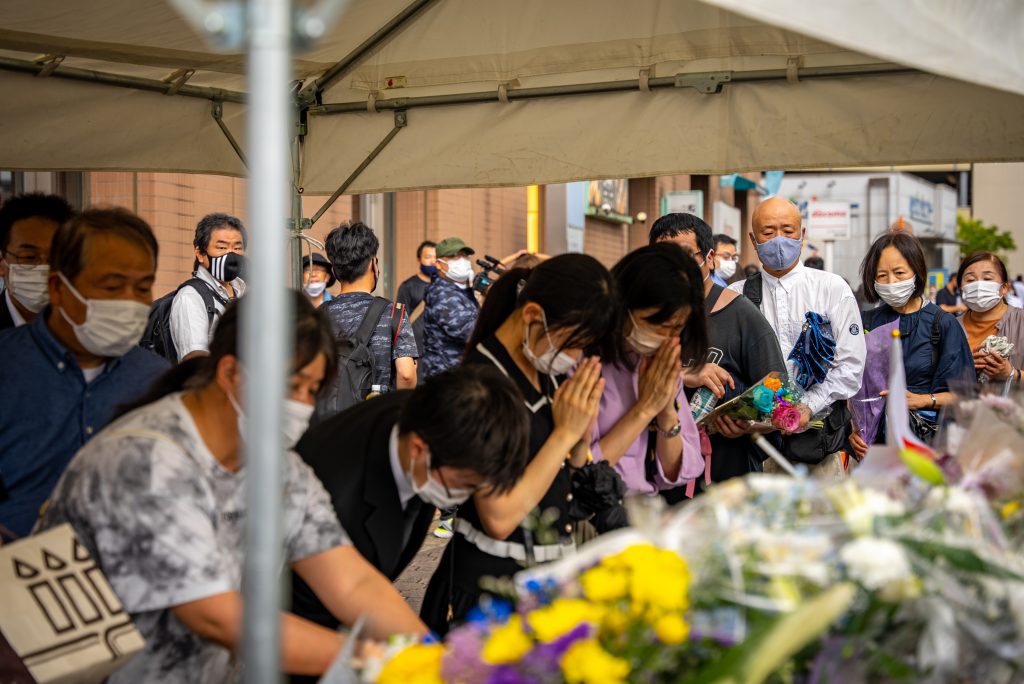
978 334 1015 384
698 372 825 434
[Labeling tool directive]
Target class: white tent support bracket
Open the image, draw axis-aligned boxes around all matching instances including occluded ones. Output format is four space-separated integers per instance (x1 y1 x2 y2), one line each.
310 62 919 115
211 101 249 168
0 55 246 103
307 109 408 226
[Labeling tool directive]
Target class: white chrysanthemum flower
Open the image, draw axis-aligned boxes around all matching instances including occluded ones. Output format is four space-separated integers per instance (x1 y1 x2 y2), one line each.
839 537 914 591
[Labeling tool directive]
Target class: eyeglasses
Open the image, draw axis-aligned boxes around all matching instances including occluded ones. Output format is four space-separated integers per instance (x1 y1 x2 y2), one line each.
434 467 480 497
718 254 740 262
2 250 49 267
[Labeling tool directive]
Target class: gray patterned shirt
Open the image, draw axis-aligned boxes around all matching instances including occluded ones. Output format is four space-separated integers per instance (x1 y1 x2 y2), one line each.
321 293 418 388
41 393 348 683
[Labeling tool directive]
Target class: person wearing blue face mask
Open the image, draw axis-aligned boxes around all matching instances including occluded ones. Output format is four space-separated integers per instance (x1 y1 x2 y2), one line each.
396 240 437 381
727 197 866 478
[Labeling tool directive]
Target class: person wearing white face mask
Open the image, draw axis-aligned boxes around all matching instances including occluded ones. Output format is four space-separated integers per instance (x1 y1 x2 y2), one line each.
850 232 974 458
420 236 481 379
287 365 532 668
420 253 620 635
588 244 708 497
0 192 74 331
40 292 427 683
0 208 170 540
956 252 1024 388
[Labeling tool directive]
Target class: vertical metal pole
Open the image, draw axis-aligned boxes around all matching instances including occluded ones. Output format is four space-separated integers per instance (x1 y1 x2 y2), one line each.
290 134 305 291
526 185 540 253
384 191 396 298
242 0 292 680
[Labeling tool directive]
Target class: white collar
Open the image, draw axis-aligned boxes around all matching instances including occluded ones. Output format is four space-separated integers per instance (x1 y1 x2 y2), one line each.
761 261 805 290
388 425 416 510
5 290 27 327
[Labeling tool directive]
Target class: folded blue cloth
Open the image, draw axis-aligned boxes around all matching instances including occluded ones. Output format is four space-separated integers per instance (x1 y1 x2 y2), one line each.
788 311 837 390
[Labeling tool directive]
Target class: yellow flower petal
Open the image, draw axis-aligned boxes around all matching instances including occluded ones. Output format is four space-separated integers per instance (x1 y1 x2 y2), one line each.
376 644 444 684
481 615 533 665
561 639 630 684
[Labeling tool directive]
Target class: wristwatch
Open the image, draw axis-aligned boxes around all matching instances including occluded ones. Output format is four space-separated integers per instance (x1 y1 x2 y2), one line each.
929 394 937 410
656 420 682 438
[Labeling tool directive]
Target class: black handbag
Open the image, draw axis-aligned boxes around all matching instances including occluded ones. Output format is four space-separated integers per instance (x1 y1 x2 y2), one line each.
780 400 852 465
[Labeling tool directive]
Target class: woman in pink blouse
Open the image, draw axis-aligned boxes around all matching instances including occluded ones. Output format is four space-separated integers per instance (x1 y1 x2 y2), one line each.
590 243 709 495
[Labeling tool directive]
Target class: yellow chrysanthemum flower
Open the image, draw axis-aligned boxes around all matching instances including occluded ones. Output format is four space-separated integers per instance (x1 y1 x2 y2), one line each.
561 639 630 684
653 613 689 645
581 565 629 603
527 599 601 643
601 607 630 636
376 644 444 684
481 615 533 665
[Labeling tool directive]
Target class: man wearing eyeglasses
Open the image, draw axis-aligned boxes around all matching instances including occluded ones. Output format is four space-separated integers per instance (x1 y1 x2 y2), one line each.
286 364 530 671
0 193 74 332
712 233 739 287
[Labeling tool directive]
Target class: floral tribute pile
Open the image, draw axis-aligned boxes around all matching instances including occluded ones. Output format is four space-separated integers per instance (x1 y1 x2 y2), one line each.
359 391 1024 684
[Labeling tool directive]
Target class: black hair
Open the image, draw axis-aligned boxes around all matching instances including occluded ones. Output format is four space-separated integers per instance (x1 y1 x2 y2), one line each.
860 231 928 304
957 251 1009 286
648 213 714 256
0 193 74 252
416 240 437 260
325 221 379 283
51 208 158 281
193 212 246 271
123 291 336 415
804 256 825 270
612 243 708 367
466 253 622 362
713 233 737 248
398 365 530 494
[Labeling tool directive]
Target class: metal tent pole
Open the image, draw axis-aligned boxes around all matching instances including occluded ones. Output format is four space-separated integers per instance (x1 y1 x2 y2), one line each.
242 0 293 680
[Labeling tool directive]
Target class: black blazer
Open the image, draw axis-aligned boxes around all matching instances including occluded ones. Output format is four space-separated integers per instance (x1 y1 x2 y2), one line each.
290 391 436 631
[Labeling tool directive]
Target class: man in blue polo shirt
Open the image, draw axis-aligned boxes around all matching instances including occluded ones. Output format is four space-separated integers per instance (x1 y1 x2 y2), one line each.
0 207 168 539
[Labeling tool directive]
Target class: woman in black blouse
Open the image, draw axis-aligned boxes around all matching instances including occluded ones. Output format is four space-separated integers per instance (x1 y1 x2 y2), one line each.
420 254 622 634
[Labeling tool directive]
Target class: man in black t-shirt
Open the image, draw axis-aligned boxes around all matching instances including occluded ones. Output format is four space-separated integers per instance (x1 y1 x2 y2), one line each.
651 214 787 486
396 240 437 378
936 273 966 315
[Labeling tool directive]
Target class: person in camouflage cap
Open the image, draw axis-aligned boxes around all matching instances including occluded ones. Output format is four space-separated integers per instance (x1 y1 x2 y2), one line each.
420 237 479 379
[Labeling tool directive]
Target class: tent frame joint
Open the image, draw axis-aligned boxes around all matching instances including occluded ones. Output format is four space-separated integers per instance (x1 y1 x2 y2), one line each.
674 71 731 94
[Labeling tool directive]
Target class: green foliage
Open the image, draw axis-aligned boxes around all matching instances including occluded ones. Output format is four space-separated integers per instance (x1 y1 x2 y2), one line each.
957 215 1016 258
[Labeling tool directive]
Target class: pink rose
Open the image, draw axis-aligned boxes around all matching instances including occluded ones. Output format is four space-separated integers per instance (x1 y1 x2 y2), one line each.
772 405 802 433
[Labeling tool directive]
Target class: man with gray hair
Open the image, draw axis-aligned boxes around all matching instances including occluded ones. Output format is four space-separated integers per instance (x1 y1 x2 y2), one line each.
169 212 247 361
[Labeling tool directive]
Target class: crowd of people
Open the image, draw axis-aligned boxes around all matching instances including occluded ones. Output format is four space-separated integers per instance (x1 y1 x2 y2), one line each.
0 191 1017 680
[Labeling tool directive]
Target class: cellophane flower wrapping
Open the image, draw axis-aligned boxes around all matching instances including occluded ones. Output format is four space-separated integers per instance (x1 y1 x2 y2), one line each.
699 371 830 435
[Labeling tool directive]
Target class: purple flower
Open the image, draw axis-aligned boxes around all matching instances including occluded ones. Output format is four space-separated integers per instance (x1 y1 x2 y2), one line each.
486 666 541 684
442 624 493 684
520 623 591 678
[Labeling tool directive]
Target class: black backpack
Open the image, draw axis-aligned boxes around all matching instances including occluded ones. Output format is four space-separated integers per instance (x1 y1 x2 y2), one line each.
140 278 226 362
315 298 406 422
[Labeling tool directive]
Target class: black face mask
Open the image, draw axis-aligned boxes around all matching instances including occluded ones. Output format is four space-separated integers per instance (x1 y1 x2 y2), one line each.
209 252 246 282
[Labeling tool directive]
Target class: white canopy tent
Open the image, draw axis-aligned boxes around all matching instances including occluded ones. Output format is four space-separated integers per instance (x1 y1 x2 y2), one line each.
3 2 1022 681
2 0 1023 197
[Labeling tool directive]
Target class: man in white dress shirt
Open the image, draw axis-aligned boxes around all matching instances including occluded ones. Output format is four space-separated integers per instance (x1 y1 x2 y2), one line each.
728 197 865 477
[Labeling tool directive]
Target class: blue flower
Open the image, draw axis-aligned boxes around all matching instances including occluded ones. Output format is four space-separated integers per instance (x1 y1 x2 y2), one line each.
751 385 775 414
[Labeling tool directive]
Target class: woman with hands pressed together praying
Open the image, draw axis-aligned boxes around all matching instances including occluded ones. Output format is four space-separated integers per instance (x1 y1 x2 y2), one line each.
420 254 621 635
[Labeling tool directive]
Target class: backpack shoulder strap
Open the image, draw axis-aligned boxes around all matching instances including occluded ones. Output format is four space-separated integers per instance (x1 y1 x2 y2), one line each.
390 302 405 347
742 273 763 308
930 304 946 371
354 297 389 345
181 277 228 324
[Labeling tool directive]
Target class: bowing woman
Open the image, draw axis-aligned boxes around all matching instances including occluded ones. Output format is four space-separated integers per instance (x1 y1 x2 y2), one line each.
850 232 974 456
420 254 622 635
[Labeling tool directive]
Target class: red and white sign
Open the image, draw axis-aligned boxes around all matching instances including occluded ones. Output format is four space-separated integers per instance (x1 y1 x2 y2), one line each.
806 201 851 240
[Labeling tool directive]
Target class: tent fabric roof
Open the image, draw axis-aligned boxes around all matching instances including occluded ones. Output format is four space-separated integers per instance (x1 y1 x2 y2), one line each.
1 0 1022 193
